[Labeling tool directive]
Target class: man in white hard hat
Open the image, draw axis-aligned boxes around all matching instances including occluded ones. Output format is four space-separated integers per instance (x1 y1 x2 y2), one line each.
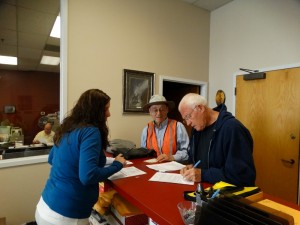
141 94 189 163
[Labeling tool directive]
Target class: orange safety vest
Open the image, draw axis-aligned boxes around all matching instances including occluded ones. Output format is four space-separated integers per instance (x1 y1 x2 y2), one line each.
146 119 177 156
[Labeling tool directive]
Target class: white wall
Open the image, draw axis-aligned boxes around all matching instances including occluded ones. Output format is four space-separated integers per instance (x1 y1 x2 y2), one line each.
209 0 300 112
0 163 50 225
67 0 210 145
0 1 210 224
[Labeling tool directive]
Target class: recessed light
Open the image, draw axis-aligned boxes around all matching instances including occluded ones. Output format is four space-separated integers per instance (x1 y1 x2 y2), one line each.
40 56 60 65
0 55 17 65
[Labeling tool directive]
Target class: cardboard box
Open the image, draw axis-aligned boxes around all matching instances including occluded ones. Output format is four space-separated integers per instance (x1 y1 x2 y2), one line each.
93 187 148 225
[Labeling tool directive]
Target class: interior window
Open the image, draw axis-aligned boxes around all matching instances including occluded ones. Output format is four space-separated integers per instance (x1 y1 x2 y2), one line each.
0 0 60 160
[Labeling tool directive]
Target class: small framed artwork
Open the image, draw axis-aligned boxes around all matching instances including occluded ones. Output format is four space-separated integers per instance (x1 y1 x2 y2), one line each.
123 69 154 113
4 105 16 114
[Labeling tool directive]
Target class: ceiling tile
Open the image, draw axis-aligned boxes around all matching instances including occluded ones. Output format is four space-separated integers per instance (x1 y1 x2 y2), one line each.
18 47 42 60
18 0 60 14
18 32 47 49
0 44 17 56
18 7 56 35
42 50 59 58
0 29 17 46
46 37 60 46
0 3 17 30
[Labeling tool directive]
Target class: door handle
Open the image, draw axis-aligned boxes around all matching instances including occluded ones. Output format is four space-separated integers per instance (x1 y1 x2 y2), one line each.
281 159 295 165
290 133 296 140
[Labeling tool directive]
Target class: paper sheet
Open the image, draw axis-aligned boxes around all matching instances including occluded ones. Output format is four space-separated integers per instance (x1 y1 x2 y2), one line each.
106 157 115 165
258 199 300 225
146 161 185 172
149 172 194 185
144 158 158 163
108 166 146 180
105 157 132 167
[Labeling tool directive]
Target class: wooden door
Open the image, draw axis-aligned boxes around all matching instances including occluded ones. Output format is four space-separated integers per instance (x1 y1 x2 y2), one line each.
235 67 300 204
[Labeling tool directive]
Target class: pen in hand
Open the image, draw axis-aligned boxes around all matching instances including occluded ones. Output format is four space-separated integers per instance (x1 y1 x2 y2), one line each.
182 160 201 180
193 160 201 168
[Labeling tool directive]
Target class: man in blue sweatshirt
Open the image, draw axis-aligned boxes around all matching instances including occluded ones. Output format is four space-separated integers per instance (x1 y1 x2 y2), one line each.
179 93 256 187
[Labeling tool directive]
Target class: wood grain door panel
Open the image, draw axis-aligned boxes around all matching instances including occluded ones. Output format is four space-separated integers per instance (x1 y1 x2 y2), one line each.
236 67 300 204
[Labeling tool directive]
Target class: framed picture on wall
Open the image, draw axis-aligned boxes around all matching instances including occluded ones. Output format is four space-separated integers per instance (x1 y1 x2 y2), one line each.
123 69 154 113
4 105 16 114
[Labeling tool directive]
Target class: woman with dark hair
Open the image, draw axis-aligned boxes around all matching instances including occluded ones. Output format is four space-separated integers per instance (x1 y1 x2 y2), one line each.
35 89 126 225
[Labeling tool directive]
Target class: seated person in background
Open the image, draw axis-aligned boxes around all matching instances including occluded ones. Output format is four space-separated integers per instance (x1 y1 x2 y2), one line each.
178 93 256 187
33 122 55 145
141 95 189 163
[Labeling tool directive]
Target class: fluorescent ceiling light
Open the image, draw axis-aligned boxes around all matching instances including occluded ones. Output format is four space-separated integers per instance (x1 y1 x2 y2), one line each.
0 55 17 65
50 16 60 38
40 56 60 65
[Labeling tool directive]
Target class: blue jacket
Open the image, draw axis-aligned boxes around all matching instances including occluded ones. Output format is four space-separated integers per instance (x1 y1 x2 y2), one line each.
188 104 256 187
42 127 123 218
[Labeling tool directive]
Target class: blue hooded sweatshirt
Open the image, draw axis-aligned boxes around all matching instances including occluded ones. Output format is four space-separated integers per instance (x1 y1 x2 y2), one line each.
188 104 256 187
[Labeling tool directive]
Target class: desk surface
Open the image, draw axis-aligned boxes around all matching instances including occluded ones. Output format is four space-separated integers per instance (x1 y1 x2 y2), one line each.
107 157 300 225
107 158 210 225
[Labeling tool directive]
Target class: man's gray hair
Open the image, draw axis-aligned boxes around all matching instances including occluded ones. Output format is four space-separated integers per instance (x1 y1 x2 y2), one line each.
179 93 207 109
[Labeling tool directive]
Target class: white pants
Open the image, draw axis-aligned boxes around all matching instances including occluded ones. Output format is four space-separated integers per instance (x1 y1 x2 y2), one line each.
35 197 90 225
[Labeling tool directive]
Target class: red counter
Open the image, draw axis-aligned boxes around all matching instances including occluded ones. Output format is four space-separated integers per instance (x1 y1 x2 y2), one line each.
106 157 300 225
106 158 210 225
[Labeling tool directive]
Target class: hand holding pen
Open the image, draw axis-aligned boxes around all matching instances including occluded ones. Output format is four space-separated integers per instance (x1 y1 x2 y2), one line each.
193 160 201 168
180 160 201 182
